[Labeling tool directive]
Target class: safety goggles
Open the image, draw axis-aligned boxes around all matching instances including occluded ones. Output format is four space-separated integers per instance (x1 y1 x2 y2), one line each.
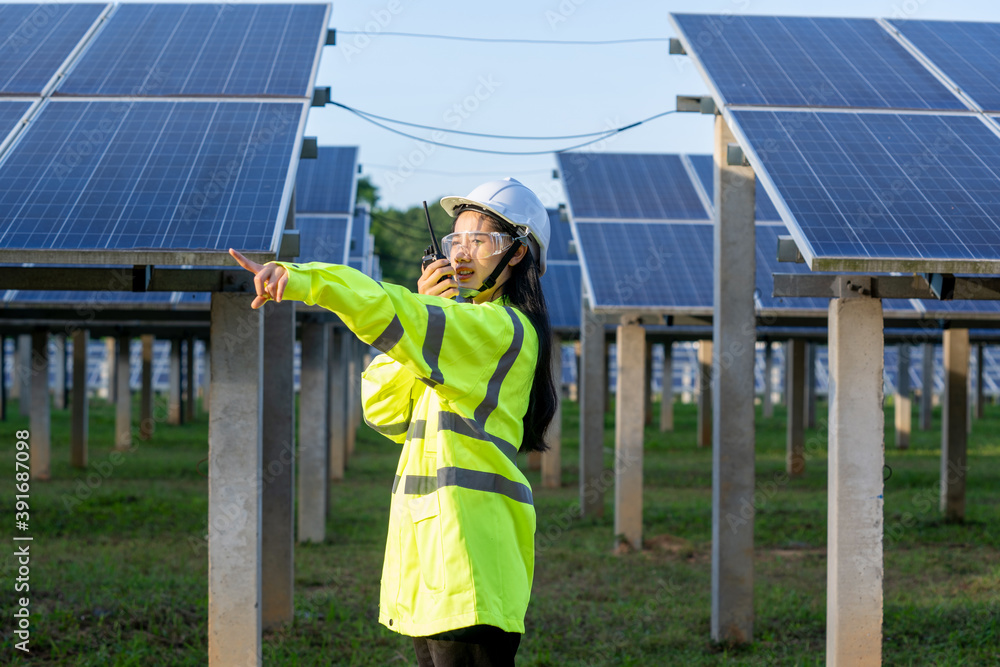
441 231 514 260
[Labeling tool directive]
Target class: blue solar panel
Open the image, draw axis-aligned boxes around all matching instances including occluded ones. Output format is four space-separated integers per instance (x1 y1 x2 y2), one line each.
541 262 581 331
671 15 965 111
732 110 1000 271
297 214 350 264
296 146 358 214
558 153 709 220
688 154 783 222
0 4 106 94
0 100 31 140
0 100 302 254
890 20 1000 113
546 209 576 261
349 206 370 260
11 289 175 304
575 222 713 309
59 4 327 97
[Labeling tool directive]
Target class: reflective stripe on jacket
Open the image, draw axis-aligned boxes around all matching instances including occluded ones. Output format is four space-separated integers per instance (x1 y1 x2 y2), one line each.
274 261 537 637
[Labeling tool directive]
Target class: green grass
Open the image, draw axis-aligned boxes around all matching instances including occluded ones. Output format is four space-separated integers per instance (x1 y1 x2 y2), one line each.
1 392 998 665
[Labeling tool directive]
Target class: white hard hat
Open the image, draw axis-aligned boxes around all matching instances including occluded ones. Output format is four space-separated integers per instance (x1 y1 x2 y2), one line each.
440 177 550 275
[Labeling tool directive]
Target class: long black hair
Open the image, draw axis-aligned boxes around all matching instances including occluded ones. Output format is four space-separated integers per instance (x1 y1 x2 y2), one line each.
457 209 558 453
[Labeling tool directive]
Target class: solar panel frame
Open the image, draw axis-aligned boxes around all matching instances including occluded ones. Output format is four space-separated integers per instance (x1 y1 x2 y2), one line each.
0 97 311 266
56 3 331 98
0 4 110 96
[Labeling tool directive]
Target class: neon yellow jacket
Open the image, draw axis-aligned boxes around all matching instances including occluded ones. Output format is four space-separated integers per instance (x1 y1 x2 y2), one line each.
273 261 537 637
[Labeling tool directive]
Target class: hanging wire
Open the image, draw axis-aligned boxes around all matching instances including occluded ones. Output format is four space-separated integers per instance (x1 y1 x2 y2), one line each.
331 100 668 141
331 104 677 156
335 31 671 46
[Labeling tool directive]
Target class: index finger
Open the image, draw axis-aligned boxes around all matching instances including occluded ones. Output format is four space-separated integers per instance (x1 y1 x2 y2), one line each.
229 248 263 274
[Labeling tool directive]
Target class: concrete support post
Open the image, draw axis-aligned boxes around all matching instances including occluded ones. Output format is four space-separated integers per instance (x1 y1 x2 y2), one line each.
30 329 51 480
895 345 911 450
115 333 132 450
710 113 756 644
328 328 346 481
660 342 674 432
921 343 935 430
827 295 884 667
346 336 360 462
299 322 330 544
697 340 712 448
169 339 183 425
18 334 31 415
786 339 806 477
579 298 605 518
615 321 645 551
71 330 89 468
208 294 263 666
185 337 196 422
941 329 969 522
262 302 296 629
763 342 774 418
140 335 154 441
53 334 67 410
0 336 6 421
105 336 117 404
975 344 984 420
542 332 562 489
804 343 817 429
203 343 211 414
643 339 654 426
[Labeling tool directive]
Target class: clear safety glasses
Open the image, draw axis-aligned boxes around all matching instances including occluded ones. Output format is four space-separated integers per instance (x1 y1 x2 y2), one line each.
441 231 513 260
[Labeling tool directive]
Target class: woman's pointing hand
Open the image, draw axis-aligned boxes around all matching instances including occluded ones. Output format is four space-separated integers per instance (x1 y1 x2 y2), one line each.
229 248 289 310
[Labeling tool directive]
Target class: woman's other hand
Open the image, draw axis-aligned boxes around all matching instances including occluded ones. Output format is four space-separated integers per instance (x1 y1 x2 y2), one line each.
229 248 288 309
417 257 458 299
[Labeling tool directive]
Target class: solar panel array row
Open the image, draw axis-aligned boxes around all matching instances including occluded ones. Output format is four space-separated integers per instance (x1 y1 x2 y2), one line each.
0 3 330 266
671 14 1000 273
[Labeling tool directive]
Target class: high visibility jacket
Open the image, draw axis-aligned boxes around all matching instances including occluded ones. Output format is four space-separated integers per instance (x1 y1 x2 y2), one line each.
273 261 537 637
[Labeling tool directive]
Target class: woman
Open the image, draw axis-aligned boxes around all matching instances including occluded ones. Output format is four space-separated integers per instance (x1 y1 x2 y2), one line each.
230 177 557 666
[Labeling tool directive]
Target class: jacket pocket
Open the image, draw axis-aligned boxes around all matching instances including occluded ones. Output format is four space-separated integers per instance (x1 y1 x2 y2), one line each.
409 492 445 593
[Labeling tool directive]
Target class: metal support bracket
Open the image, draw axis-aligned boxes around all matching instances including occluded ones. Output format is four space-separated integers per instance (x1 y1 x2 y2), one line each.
774 273 1000 300
676 95 717 115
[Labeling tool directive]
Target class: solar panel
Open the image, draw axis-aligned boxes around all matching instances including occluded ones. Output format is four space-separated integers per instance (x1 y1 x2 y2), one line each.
541 262 581 331
0 4 107 95
349 206 370 262
671 14 965 111
0 100 303 261
546 209 576 261
0 100 31 141
296 214 350 264
688 154 782 221
890 20 1000 113
574 222 713 310
296 146 358 214
732 109 1000 272
10 289 176 304
58 3 328 97
558 152 709 220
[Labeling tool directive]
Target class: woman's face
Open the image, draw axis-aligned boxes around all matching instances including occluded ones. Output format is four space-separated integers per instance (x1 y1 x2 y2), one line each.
449 211 522 303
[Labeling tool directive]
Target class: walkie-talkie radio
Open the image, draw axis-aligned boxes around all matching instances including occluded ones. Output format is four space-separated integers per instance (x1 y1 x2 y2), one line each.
420 200 447 276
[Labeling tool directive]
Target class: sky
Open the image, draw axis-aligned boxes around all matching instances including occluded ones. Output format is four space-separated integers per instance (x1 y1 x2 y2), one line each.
307 0 1000 211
